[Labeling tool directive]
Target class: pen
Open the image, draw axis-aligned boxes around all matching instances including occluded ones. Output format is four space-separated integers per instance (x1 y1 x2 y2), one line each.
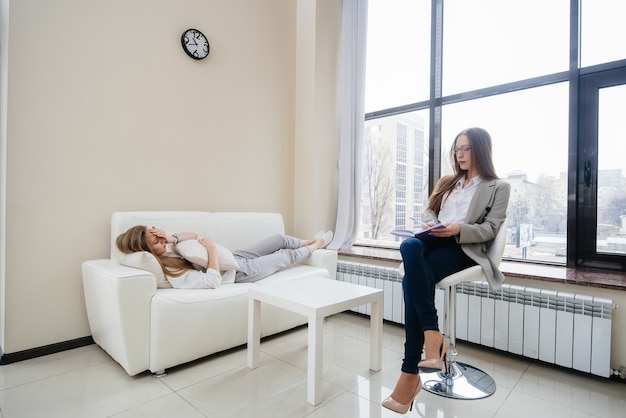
410 217 428 228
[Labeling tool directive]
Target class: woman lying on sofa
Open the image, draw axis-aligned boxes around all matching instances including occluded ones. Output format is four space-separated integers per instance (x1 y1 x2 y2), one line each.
116 226 333 289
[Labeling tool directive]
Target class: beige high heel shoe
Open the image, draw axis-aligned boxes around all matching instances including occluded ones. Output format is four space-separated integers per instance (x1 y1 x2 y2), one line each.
418 335 450 373
382 377 422 414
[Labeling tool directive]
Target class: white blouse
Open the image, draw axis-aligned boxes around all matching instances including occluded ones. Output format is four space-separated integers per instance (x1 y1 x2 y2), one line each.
162 243 223 289
438 176 483 224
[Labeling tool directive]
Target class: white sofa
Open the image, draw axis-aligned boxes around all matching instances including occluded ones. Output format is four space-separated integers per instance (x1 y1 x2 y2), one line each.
82 211 337 376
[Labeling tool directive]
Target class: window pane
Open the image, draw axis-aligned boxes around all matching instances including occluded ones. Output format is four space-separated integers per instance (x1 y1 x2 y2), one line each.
581 0 626 67
442 83 569 263
597 85 626 255
359 111 429 246
364 0 431 113
443 0 569 96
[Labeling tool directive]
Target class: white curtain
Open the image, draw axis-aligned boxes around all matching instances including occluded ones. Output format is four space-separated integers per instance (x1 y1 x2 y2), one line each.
328 0 368 250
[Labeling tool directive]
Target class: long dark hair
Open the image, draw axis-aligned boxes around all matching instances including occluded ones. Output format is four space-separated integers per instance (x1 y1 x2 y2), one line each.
427 127 499 213
116 225 194 277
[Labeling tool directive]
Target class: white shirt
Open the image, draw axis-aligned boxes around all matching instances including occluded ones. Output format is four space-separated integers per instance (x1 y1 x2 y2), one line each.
166 269 222 289
438 176 483 224
163 243 223 289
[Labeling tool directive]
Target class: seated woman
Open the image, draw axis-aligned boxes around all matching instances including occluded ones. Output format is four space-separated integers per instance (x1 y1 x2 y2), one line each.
383 127 510 414
116 226 333 289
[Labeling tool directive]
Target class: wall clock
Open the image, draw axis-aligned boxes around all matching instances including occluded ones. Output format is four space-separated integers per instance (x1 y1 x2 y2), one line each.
181 28 210 60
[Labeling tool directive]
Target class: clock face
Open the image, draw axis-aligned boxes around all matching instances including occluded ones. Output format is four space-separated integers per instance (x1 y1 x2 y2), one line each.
181 29 210 60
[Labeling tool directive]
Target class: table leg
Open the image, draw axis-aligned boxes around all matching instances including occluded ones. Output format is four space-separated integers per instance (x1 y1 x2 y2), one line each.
370 299 383 371
247 297 261 369
307 316 324 405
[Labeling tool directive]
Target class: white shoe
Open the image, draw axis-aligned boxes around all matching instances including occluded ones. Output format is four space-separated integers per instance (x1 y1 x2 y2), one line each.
315 230 326 240
321 231 333 248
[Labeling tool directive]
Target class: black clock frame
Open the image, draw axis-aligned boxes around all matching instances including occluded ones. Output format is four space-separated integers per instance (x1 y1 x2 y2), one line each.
181 28 210 60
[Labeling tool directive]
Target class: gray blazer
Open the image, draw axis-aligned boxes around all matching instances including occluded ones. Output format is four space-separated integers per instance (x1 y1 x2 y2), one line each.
423 178 511 290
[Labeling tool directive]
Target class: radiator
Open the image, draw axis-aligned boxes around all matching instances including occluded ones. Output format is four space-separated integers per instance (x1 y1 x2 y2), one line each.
336 261 614 378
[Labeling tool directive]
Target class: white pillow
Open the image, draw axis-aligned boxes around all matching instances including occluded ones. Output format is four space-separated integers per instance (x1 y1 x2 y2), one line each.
118 251 172 289
175 240 239 272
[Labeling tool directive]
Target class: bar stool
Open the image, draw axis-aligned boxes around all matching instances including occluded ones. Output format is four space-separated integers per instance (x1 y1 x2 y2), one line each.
400 225 507 400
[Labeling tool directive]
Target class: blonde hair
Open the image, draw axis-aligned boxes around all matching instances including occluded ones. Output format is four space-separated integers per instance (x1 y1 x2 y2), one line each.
116 225 194 278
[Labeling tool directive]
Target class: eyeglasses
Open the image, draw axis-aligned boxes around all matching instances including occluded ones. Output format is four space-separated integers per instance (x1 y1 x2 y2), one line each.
452 146 471 155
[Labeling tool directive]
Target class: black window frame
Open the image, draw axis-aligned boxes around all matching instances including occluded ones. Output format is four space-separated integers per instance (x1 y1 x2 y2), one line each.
575 65 626 270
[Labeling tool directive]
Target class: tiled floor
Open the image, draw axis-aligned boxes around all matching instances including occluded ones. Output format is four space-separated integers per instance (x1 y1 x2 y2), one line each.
0 312 624 417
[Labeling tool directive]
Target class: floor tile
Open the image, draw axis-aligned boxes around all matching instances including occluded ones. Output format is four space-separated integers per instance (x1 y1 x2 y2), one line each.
111 393 205 418
157 347 248 391
306 390 400 418
0 361 170 418
176 356 343 418
0 345 110 390
514 362 626 417
0 312 624 418
494 390 596 418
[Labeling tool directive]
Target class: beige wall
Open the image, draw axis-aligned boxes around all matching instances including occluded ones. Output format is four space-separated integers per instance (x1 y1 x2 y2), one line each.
0 0 340 354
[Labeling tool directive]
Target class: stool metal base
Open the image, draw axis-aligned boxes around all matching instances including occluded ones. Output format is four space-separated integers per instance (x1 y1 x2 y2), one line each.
420 361 496 400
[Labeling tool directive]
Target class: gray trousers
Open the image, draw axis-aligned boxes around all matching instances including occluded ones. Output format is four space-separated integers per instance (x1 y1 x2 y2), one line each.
233 234 312 283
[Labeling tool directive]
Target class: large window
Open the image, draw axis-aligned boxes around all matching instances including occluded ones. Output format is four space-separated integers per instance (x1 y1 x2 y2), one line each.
362 111 428 244
359 0 626 271
364 0 431 112
442 0 569 96
580 0 626 67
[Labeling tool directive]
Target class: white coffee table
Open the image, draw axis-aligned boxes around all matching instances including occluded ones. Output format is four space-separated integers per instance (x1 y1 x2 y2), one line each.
247 277 383 405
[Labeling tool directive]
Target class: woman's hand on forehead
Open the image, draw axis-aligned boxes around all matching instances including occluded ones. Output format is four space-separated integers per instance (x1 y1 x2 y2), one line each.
150 226 167 238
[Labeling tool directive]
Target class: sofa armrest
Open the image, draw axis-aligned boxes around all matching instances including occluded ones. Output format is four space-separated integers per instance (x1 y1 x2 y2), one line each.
82 259 156 376
302 249 338 280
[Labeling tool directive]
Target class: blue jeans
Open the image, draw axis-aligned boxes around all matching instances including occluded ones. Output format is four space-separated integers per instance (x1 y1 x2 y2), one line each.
399 236 475 374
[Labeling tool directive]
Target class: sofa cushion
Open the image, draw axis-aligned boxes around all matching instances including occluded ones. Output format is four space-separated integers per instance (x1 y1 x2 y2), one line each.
175 240 238 284
118 251 172 289
175 240 239 271
153 283 252 303
255 264 330 285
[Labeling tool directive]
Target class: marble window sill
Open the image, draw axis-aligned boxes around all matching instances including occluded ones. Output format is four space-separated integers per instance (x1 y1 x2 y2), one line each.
339 246 626 291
